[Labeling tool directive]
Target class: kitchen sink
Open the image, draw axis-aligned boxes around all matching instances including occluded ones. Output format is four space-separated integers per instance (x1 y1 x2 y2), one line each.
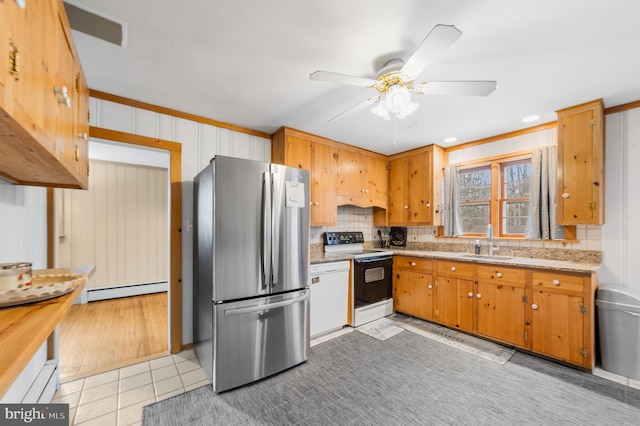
458 254 514 261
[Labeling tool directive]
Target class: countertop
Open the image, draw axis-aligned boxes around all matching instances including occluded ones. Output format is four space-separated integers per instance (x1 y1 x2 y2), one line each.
311 249 599 274
0 266 95 399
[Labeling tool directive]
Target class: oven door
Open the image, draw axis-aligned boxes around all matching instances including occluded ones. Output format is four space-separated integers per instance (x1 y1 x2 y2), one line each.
353 255 393 308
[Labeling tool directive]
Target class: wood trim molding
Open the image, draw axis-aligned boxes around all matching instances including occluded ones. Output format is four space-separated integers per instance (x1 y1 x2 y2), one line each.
87 126 183 353
444 121 557 153
89 89 272 140
604 99 640 115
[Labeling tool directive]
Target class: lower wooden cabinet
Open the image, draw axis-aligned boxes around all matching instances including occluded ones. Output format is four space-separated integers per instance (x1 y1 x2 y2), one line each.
435 260 474 332
476 265 526 346
393 258 434 321
393 256 596 369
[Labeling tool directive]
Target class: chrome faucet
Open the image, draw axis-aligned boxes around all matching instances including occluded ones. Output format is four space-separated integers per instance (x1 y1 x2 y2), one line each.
486 224 498 256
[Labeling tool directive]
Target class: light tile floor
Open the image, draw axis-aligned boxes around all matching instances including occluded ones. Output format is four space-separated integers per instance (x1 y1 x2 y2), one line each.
52 349 209 426
51 328 353 426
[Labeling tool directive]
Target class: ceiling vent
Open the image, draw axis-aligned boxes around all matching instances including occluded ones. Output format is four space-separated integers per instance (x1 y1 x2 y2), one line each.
63 1 127 47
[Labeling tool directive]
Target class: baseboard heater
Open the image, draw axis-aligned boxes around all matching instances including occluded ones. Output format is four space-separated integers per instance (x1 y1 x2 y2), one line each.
87 281 168 302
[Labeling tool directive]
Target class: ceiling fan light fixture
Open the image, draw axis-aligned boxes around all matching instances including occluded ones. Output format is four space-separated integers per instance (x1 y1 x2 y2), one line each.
371 84 419 121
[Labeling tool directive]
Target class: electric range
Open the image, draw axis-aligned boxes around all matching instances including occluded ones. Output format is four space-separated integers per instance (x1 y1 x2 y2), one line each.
323 232 394 326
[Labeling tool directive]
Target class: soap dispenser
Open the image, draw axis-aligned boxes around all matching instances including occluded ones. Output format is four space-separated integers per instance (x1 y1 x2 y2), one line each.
474 240 481 255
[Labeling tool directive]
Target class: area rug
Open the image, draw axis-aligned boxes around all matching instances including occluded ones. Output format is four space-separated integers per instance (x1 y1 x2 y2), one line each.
356 317 404 340
393 314 516 365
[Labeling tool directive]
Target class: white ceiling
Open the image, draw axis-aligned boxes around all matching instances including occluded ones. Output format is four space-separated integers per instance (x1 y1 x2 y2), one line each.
68 0 640 155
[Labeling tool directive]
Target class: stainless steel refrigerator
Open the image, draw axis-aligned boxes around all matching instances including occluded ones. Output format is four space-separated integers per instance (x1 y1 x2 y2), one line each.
193 155 310 393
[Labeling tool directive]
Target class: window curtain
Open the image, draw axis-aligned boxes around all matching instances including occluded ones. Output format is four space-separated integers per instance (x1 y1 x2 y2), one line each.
443 164 463 237
525 146 565 240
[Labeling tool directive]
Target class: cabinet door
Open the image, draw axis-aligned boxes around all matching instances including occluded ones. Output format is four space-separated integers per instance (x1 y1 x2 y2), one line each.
557 100 604 225
388 157 408 225
74 66 89 186
408 150 433 224
476 281 525 346
284 135 312 171
5 0 51 146
53 14 76 174
364 155 388 203
531 291 585 365
435 275 474 332
336 148 364 199
311 142 337 226
395 269 434 321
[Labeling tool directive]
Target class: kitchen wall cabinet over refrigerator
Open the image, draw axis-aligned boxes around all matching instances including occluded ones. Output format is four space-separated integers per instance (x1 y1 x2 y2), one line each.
556 99 604 225
0 0 89 189
272 127 337 226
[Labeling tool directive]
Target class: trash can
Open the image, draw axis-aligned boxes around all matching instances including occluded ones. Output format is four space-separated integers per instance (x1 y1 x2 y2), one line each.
596 285 640 380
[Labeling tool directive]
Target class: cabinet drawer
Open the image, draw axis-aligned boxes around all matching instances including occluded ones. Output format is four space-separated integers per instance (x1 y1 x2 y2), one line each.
396 257 433 272
477 265 526 288
532 272 584 293
436 260 474 277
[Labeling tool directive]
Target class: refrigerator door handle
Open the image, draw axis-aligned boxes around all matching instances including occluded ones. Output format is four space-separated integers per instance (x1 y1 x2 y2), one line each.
261 171 272 288
271 172 280 285
223 293 308 316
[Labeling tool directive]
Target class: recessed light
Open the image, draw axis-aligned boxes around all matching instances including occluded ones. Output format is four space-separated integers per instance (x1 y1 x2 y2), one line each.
444 137 457 143
521 115 540 123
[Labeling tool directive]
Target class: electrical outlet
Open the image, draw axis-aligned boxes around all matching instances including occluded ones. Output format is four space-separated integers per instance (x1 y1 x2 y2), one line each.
432 228 438 235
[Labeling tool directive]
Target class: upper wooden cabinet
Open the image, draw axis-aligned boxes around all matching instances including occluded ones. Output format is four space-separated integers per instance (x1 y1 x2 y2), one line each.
0 0 89 189
387 145 444 226
556 99 604 225
271 127 337 226
336 147 387 208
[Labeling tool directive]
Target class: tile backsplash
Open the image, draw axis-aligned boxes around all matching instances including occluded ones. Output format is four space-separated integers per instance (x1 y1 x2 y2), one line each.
310 206 602 264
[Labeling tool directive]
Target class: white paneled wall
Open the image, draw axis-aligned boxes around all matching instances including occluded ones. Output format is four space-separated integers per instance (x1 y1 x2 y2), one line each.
447 127 556 164
601 107 640 291
0 181 47 269
90 97 271 345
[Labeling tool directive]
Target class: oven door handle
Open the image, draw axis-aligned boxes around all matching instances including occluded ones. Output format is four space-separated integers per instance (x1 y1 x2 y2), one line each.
354 255 393 263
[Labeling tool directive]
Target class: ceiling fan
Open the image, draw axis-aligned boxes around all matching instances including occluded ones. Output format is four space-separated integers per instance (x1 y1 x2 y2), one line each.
310 25 497 122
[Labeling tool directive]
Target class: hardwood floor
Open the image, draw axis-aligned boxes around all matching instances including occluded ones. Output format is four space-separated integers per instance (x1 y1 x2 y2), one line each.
58 292 169 382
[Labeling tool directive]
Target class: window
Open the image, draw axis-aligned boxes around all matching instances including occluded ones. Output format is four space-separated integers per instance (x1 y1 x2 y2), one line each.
458 155 531 237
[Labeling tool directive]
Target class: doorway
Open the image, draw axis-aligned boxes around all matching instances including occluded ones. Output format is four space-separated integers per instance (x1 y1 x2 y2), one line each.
47 129 183 381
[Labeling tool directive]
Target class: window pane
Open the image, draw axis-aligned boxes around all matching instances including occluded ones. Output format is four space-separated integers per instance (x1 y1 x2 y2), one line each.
502 201 529 234
460 203 490 234
503 163 531 198
458 168 491 201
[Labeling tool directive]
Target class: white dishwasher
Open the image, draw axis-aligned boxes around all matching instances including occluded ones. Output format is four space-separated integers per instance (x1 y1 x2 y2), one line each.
309 261 350 338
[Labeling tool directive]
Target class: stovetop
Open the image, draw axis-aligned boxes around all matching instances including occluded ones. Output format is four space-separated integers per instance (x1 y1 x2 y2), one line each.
323 232 393 259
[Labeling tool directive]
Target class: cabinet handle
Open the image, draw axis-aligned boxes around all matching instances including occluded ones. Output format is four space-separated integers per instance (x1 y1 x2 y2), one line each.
553 279 560 286
404 206 409 209
9 39 19 81
410 262 416 267
54 86 69 98
468 292 473 297
476 293 482 299
562 193 570 199
451 266 456 272
496 272 502 278
531 304 538 310
74 145 80 161
428 285 432 289
78 133 88 141
426 202 430 207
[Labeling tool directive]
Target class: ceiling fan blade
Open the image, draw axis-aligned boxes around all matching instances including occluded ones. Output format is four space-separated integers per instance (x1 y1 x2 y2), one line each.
415 81 497 96
401 25 462 78
310 70 377 87
328 96 379 123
